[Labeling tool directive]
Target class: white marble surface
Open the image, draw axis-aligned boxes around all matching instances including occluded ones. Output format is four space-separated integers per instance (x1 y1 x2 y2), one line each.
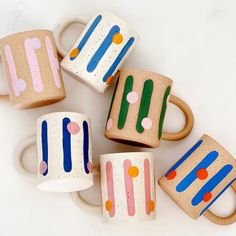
0 0 236 235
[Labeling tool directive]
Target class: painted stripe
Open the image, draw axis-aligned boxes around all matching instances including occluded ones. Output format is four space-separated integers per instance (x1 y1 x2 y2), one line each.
106 161 115 217
41 120 48 176
136 79 153 133
102 37 135 82
24 37 43 93
176 151 219 192
87 25 120 72
165 140 203 177
192 164 233 206
123 159 135 216
200 178 236 215
62 118 72 172
144 159 152 215
70 15 102 61
45 36 61 88
83 121 89 174
158 86 171 139
117 75 133 129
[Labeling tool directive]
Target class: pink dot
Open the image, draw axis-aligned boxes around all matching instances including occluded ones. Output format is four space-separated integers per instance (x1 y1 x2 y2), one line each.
126 91 139 104
87 162 93 173
32 37 41 49
67 122 80 135
141 118 152 130
106 118 113 130
39 161 47 175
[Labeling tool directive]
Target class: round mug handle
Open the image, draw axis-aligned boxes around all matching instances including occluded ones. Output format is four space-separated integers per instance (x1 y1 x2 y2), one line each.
70 167 101 212
0 55 10 102
54 18 88 58
13 135 37 182
203 180 236 225
161 95 194 141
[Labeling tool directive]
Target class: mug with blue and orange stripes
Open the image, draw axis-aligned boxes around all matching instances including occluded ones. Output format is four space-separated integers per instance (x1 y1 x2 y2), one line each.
55 12 139 93
14 112 94 193
159 134 236 225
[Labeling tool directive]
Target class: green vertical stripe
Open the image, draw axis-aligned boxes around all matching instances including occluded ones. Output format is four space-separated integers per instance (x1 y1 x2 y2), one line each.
136 79 153 133
158 86 171 139
117 75 134 129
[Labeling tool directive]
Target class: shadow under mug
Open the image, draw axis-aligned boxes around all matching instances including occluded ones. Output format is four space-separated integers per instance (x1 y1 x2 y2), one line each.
54 12 139 93
159 134 236 225
0 30 65 109
71 152 156 222
14 112 94 192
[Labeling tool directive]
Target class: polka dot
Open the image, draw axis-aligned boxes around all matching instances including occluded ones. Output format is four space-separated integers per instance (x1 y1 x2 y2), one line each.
148 200 155 212
141 118 152 130
106 118 113 130
203 192 212 202
87 162 93 173
70 48 79 59
112 33 123 44
105 200 113 211
126 91 139 104
128 166 139 177
67 122 80 135
166 170 177 180
196 168 208 180
39 161 47 175
106 76 114 85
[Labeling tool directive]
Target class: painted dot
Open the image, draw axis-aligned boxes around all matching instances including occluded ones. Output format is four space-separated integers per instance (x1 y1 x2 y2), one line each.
87 162 93 173
106 118 113 130
67 122 80 135
70 48 79 59
105 200 113 211
106 76 114 85
141 117 152 130
126 91 139 104
203 192 212 202
166 170 177 180
112 33 123 44
39 161 47 175
196 168 208 180
148 200 155 212
32 37 41 49
128 166 139 177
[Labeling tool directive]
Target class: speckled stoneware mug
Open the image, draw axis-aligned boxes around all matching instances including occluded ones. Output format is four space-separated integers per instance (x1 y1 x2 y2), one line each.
159 134 236 225
55 12 139 93
71 152 156 222
104 68 194 148
14 112 94 193
0 30 65 109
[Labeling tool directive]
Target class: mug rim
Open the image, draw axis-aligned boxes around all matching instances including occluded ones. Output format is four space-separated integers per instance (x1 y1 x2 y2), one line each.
100 151 153 160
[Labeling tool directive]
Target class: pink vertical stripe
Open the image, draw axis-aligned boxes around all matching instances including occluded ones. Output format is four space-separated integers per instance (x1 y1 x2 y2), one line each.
106 161 115 217
123 159 135 216
24 37 43 93
4 44 27 96
45 36 61 88
144 159 151 215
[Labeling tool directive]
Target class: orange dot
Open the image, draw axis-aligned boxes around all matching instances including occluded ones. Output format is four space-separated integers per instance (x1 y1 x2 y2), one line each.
112 33 123 44
105 200 113 211
128 166 139 177
203 192 212 202
148 200 155 212
166 170 176 180
106 76 114 85
196 168 208 180
70 48 79 59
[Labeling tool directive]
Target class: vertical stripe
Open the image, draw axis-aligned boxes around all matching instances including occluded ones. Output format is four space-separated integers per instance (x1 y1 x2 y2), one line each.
158 86 171 139
87 25 120 72
62 118 72 172
136 79 153 133
123 159 135 216
117 75 133 129
83 121 89 174
106 161 115 217
102 37 135 82
41 120 48 176
144 159 152 215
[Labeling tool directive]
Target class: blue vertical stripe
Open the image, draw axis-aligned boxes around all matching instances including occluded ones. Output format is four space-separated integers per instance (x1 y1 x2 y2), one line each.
83 121 89 174
41 120 48 176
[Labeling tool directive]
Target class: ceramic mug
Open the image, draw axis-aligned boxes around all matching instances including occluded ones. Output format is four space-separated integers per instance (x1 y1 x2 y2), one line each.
55 12 139 93
158 134 236 225
14 112 94 192
104 68 194 148
71 152 156 222
0 30 65 109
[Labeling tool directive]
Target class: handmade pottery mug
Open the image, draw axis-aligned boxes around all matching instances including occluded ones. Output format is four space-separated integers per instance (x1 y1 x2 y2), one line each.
0 30 65 109
159 134 236 225
14 112 94 192
71 152 156 222
55 12 139 93
104 68 194 148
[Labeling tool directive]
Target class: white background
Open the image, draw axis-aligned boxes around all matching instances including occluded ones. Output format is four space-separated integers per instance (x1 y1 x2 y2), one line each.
0 0 236 235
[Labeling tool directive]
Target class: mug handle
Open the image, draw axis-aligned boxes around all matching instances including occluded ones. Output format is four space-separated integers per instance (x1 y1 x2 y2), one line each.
0 55 10 102
70 167 101 212
161 95 194 141
13 135 37 182
203 181 236 225
54 18 88 57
